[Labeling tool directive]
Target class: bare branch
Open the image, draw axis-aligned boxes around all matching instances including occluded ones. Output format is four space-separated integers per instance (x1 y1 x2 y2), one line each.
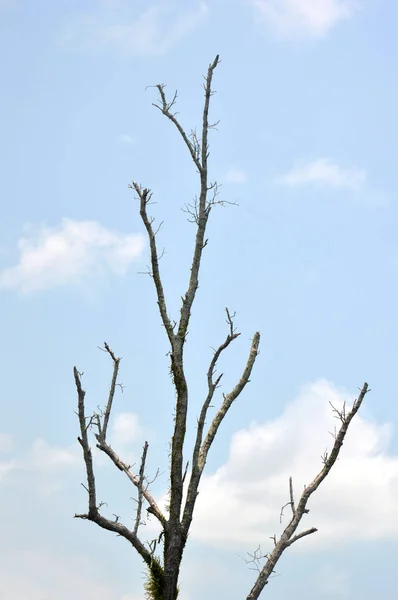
246 382 369 600
134 441 149 535
285 527 318 547
289 476 295 515
177 55 220 343
182 460 189 486
74 367 97 516
149 56 221 548
74 506 154 567
96 438 166 529
97 342 121 442
129 183 176 346
199 332 260 470
196 307 240 453
181 308 241 534
73 367 155 567
240 545 270 574
152 85 202 172
75 350 166 529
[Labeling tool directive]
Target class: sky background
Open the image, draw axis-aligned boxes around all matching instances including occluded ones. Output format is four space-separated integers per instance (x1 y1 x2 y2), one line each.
1 0 398 598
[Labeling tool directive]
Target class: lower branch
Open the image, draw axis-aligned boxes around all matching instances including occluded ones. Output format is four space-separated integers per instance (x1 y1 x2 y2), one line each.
74 366 165 571
75 508 154 567
96 438 166 528
246 382 369 600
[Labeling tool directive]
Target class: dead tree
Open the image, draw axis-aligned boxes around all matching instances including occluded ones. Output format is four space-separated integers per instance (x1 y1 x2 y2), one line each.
73 55 369 600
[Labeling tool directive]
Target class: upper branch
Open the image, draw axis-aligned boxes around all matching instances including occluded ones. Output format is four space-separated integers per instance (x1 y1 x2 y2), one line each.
152 85 202 173
199 332 260 470
199 55 219 189
177 55 219 342
246 382 369 600
142 56 220 532
181 309 241 534
98 342 121 441
193 308 240 471
130 183 175 346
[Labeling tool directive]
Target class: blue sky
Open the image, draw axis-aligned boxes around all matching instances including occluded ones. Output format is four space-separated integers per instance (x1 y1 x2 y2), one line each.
1 0 398 598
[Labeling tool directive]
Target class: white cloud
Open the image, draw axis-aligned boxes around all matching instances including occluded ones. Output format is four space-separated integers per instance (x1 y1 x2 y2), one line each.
224 169 247 184
59 3 208 56
0 439 81 492
0 218 145 293
0 548 119 600
276 158 366 191
0 434 13 453
252 0 357 38
181 380 398 549
29 439 80 471
111 412 142 445
0 460 15 482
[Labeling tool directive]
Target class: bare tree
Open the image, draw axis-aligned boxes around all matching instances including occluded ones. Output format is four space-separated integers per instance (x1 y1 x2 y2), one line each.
73 56 369 600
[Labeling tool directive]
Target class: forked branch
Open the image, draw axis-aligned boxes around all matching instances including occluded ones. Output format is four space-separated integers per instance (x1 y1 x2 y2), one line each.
199 332 261 470
74 344 166 533
181 325 260 536
73 366 157 567
193 308 241 468
246 382 369 600
129 183 175 346
177 54 220 343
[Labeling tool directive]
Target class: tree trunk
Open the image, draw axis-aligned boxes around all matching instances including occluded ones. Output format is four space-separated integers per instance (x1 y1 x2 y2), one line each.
163 528 184 600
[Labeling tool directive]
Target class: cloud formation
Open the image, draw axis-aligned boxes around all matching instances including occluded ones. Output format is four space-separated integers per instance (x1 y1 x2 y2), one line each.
0 547 126 600
0 434 13 453
187 380 398 548
0 219 145 293
252 0 357 38
59 3 208 56
111 412 142 445
276 158 366 191
29 439 80 471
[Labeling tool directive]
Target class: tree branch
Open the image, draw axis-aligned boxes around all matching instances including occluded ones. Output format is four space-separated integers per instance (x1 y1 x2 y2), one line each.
152 86 202 173
134 441 149 535
73 366 156 567
199 332 260 471
181 308 242 534
75 507 154 567
142 57 221 538
97 342 121 442
74 367 97 516
129 184 176 346
194 308 240 467
95 440 166 528
75 348 167 529
246 382 369 600
177 54 220 343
